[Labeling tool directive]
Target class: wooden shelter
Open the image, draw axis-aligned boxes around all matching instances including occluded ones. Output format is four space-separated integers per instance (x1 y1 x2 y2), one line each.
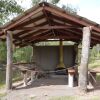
0 2 100 92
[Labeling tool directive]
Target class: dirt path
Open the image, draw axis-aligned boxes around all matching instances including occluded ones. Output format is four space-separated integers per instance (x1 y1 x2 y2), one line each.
1 75 100 100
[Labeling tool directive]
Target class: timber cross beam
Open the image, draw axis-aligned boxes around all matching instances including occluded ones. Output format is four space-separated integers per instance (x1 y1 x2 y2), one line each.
15 25 80 30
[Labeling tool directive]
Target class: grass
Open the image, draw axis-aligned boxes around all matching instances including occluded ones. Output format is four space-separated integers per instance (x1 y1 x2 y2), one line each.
49 96 77 100
0 93 6 99
30 97 36 100
49 96 100 100
0 70 5 89
0 69 22 88
91 96 100 100
0 83 5 89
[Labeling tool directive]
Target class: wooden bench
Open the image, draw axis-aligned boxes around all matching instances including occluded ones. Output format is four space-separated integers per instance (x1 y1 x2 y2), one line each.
88 68 100 86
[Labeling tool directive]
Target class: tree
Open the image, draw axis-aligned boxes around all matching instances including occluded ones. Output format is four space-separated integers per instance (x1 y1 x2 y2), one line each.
0 41 6 63
0 0 23 25
62 4 77 14
49 0 60 4
31 0 60 6
31 0 77 14
0 0 23 63
31 0 41 5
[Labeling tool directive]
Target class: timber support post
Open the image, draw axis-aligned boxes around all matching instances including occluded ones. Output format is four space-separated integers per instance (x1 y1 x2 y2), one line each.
6 31 13 90
74 43 79 65
31 45 36 83
79 27 91 92
32 45 36 63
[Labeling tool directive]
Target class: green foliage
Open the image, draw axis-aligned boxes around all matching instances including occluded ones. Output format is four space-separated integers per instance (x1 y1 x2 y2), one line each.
0 69 22 88
31 0 60 6
31 0 41 6
13 46 32 63
0 70 5 88
89 60 100 68
12 69 22 82
0 42 32 64
89 45 100 63
96 74 100 81
0 0 23 24
62 4 77 14
31 0 77 14
0 42 6 63
49 0 60 4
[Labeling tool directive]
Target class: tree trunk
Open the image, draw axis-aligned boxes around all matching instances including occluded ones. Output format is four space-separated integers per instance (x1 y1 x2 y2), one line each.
6 31 13 90
79 27 91 92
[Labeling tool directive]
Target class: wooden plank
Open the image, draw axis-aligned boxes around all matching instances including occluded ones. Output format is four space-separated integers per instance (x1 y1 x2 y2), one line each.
54 21 100 43
13 30 49 44
15 31 52 46
15 35 79 46
44 6 100 33
51 14 84 27
74 43 79 64
56 29 81 38
14 27 81 44
15 25 77 30
14 21 48 37
6 31 13 90
11 15 45 31
79 27 91 92
4 7 43 30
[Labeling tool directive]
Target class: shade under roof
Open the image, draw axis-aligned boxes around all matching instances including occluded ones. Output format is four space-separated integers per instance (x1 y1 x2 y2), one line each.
0 2 100 47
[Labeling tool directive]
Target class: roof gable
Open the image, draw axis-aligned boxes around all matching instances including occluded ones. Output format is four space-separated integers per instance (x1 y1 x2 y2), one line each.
0 2 100 47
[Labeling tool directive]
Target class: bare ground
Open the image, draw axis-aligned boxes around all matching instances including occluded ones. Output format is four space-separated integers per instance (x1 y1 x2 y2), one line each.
1 75 100 100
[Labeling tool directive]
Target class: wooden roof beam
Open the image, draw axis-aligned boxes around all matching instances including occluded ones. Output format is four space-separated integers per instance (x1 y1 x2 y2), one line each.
16 36 80 47
11 15 45 31
14 30 52 45
13 29 49 43
22 34 80 45
44 6 100 33
15 33 54 46
51 14 84 27
3 7 44 30
13 21 48 37
15 25 78 30
54 20 100 39
56 29 81 38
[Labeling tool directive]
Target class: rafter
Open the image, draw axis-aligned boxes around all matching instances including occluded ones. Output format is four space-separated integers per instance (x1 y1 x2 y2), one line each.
3 7 44 30
44 6 100 33
15 25 79 30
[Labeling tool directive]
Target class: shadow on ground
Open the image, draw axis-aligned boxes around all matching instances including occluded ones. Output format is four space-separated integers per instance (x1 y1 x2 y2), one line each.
13 75 78 90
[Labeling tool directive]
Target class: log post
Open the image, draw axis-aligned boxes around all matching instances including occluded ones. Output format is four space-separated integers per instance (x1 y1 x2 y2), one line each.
31 46 36 83
79 27 91 92
32 45 36 62
57 40 65 68
6 31 13 90
74 43 79 65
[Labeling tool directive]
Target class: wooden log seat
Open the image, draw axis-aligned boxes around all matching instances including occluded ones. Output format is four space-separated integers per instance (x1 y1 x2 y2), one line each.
88 68 100 86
